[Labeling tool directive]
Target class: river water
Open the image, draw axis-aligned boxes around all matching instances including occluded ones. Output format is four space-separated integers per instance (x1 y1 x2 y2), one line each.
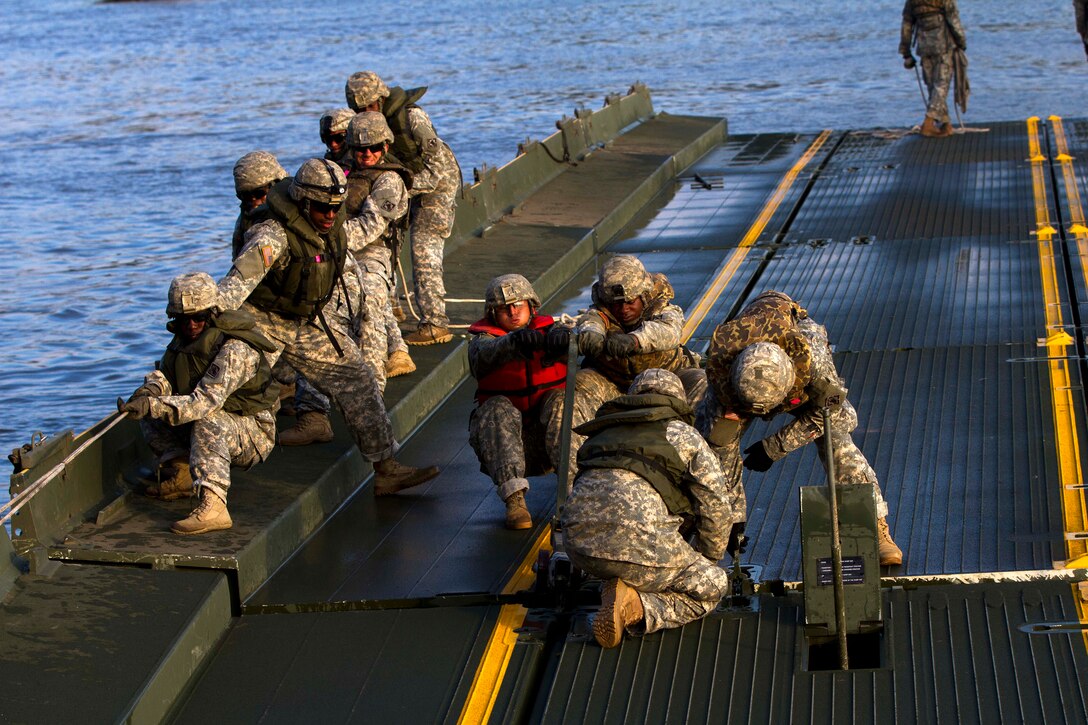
0 0 1084 501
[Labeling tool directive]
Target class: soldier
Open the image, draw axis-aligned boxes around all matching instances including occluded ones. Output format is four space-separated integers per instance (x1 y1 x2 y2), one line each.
467 274 571 529
900 0 967 137
320 107 356 169
1076 0 1088 60
231 151 288 257
699 290 903 566
343 111 416 382
217 158 439 495
118 273 280 535
567 255 705 474
345 71 461 346
562 369 747 649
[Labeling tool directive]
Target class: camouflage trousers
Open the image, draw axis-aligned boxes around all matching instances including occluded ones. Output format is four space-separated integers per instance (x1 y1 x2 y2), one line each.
921 51 953 124
140 409 275 502
356 247 409 392
696 387 889 518
468 390 565 500
567 548 728 635
568 367 708 477
409 189 457 329
242 301 397 461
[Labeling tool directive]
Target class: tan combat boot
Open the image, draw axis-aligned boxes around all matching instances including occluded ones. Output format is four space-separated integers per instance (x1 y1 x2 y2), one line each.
278 411 334 446
920 116 941 138
594 579 644 649
373 458 440 496
385 349 416 378
277 380 297 417
938 121 955 137
146 460 193 501
877 517 903 566
390 300 406 322
171 489 232 536
504 491 532 530
405 323 453 346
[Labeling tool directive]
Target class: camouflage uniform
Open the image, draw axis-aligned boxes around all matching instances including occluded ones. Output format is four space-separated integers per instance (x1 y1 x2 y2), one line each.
467 332 566 499
218 204 398 463
137 336 276 503
570 257 705 476
563 370 746 635
404 104 460 331
699 291 889 518
900 0 966 125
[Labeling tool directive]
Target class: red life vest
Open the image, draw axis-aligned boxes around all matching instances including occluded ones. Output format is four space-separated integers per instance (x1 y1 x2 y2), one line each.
469 314 568 412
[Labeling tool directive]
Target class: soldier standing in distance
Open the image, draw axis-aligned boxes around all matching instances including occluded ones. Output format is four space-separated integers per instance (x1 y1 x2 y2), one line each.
217 158 439 495
698 290 903 566
467 274 572 529
900 0 967 137
345 71 461 346
562 369 747 648
119 273 280 535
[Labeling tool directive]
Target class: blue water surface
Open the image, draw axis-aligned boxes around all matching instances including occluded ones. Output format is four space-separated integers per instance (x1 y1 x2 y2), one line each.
0 0 1084 505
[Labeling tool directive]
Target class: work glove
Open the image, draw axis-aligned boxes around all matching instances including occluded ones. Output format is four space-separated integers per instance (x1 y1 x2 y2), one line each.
507 327 546 356
903 55 916 70
726 522 748 559
808 375 847 409
544 325 571 355
578 330 605 358
604 332 639 357
742 440 774 472
127 380 164 403
119 396 153 420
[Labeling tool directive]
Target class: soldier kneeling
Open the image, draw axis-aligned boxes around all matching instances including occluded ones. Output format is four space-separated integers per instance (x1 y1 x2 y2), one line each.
467 274 572 529
562 369 747 648
119 273 280 535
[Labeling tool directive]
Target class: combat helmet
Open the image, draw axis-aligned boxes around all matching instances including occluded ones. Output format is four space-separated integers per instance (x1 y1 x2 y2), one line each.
289 158 347 205
628 368 686 400
320 108 356 146
592 255 653 307
233 151 287 196
347 111 394 149
167 272 219 317
732 342 796 414
484 274 541 317
345 71 390 111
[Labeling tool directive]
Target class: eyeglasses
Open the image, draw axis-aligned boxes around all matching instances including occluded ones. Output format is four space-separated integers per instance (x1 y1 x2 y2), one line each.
355 143 385 154
310 200 342 214
237 184 270 203
326 133 346 147
171 311 212 324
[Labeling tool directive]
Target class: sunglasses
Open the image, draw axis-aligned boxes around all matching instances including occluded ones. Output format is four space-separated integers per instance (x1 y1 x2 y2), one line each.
237 184 270 203
355 143 385 154
171 311 212 324
325 133 346 147
310 200 342 214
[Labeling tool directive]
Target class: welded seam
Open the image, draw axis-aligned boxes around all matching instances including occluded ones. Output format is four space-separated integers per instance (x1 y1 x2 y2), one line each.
1044 115 1088 650
458 130 836 724
681 129 834 342
1027 116 1088 652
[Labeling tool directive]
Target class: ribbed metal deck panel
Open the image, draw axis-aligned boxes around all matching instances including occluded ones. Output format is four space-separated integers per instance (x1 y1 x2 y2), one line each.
743 344 1072 581
535 581 1088 724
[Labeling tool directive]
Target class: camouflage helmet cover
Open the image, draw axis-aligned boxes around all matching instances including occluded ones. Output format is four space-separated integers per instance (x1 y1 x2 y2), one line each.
345 71 390 111
320 107 356 140
167 272 219 316
484 274 541 312
347 111 394 148
629 368 686 400
289 158 347 205
593 255 652 305
233 151 287 194
731 341 796 413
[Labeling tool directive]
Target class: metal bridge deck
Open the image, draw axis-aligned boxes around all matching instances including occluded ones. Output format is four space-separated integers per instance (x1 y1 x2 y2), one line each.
168 119 1088 723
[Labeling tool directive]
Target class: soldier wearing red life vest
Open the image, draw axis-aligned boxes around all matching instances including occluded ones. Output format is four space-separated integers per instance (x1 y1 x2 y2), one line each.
467 274 572 529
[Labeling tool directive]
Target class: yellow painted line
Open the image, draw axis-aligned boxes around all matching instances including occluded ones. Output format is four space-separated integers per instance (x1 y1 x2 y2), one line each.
457 130 834 723
681 129 834 342
1026 116 1088 650
457 527 550 724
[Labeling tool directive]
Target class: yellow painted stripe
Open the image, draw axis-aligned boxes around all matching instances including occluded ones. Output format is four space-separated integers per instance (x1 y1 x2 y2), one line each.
1043 116 1088 649
457 528 550 724
1026 117 1088 651
682 129 834 342
457 130 834 724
